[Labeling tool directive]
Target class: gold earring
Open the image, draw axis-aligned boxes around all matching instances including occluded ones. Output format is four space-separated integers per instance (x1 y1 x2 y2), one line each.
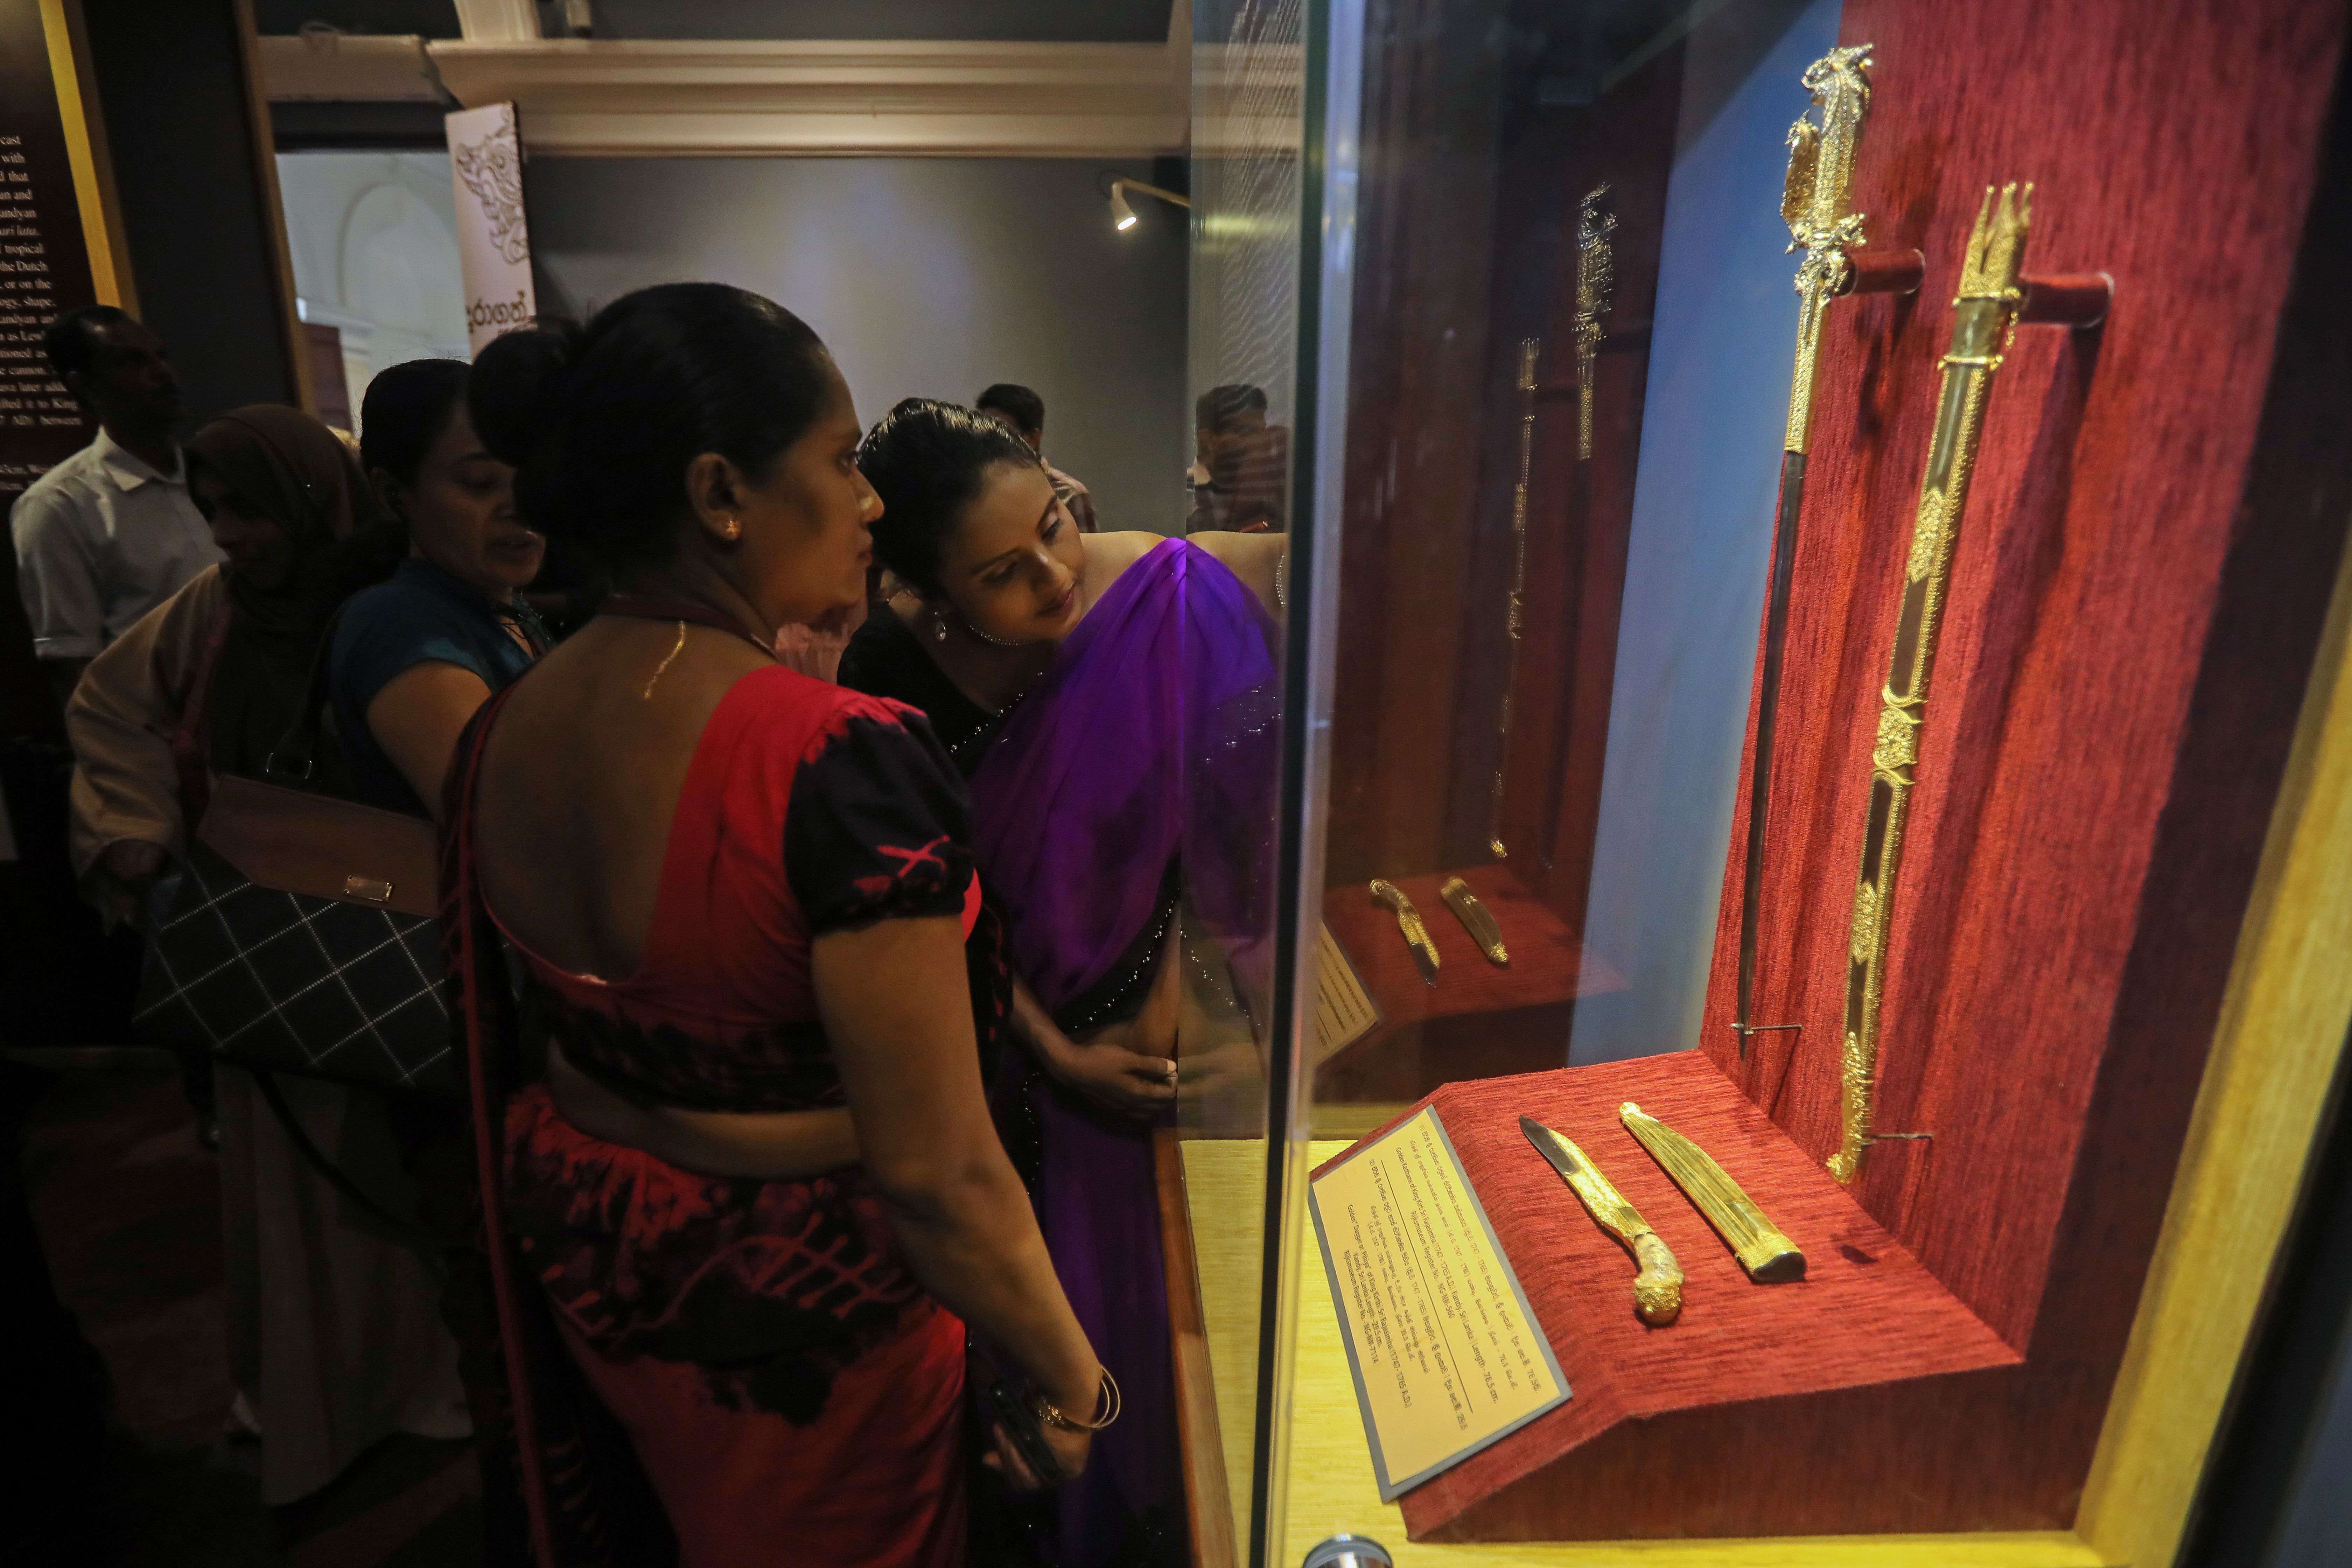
722 516 741 540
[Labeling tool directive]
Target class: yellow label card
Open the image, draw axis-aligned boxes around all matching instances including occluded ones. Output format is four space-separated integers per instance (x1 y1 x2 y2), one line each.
1312 923 1380 1065
1308 1104 1568 1499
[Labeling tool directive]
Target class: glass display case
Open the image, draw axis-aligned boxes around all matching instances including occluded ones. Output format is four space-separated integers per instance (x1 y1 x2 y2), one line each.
1162 1 2352 1564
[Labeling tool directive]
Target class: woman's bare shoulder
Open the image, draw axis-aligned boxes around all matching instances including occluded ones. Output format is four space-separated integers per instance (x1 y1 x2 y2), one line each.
1081 530 1176 593
1181 531 1286 615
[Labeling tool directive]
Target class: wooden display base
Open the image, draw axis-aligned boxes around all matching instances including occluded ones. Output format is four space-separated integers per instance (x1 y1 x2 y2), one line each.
1316 1050 2022 1542
1317 865 1624 1101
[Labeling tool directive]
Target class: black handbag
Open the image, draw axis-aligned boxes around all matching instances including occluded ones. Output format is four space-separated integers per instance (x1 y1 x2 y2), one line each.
133 611 461 1099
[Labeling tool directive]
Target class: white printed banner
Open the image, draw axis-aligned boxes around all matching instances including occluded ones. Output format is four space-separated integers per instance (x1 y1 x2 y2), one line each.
445 102 535 355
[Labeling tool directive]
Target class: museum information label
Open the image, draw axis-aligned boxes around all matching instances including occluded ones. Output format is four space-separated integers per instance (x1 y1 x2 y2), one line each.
0 0 103 507
1311 922 1379 1064
1310 1104 1568 1498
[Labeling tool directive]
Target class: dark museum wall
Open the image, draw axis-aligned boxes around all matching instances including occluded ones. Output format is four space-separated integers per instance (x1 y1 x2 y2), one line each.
79 0 302 422
521 156 1191 537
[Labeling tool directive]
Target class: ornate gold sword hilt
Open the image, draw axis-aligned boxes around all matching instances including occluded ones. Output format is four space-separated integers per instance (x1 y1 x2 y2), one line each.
1781 43 1875 455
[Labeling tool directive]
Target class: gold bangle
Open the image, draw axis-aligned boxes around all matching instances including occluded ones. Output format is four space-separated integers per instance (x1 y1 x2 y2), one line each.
1033 1368 1121 1433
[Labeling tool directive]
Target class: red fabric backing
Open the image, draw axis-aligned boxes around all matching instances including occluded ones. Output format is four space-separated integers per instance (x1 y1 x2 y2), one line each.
1703 0 2346 1342
1297 0 2352 1540
1668 0 2352 1538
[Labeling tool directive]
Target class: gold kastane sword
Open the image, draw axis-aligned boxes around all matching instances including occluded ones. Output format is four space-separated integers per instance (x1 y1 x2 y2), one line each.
1734 44 1920 1059
1487 337 1540 860
1572 184 1616 461
1828 184 2034 1183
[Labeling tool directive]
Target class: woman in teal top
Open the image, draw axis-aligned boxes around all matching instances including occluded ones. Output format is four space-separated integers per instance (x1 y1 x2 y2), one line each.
331 360 551 818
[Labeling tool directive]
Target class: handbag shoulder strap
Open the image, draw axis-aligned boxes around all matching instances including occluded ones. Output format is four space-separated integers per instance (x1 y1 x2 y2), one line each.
262 602 347 787
270 576 529 788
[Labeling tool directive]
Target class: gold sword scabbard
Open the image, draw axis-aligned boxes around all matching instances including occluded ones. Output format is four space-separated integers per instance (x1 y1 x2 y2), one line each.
1620 1102 1805 1282
1829 184 2033 1184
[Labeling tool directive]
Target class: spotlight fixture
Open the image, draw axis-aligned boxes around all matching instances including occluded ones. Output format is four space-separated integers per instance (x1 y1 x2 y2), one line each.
1107 177 1191 232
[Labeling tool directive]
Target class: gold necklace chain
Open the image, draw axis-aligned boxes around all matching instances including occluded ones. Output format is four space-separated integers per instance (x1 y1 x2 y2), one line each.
640 620 689 700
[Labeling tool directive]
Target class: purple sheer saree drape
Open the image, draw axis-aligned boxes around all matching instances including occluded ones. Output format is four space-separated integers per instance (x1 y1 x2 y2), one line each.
969 537 1279 1564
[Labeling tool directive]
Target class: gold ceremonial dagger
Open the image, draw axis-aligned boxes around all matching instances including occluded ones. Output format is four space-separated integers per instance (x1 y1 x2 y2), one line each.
1620 1102 1804 1282
1829 185 2034 1183
1733 44 1921 1060
1520 1115 1682 1325
1369 879 1441 986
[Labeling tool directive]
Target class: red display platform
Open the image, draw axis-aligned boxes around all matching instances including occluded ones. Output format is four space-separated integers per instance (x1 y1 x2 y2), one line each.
1319 1051 2021 1540
1317 864 1624 1101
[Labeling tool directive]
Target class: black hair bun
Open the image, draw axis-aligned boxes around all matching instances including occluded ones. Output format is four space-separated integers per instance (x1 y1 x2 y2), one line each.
463 284 834 573
468 319 582 469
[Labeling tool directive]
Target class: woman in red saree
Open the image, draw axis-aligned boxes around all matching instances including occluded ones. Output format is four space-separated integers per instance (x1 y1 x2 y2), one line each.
447 284 1104 1567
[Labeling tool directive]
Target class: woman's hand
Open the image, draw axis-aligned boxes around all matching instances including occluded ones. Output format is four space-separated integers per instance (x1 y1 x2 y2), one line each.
981 1413 1093 1491
1006 970 1175 1118
1044 1035 1176 1119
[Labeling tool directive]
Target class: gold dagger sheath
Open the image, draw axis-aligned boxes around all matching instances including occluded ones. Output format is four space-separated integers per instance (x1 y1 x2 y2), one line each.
1828 184 2033 1184
1520 1115 1682 1325
1439 877 1509 966
1619 1102 1804 1282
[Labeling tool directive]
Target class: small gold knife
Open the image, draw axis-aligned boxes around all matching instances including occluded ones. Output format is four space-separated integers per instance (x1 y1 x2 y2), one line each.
1368 879 1440 986
1619 1102 1805 1283
1519 1114 1682 1325
1438 877 1509 967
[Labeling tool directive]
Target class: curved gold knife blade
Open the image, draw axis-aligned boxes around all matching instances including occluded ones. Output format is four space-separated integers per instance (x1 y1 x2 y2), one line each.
1519 1114 1681 1325
1369 879 1440 986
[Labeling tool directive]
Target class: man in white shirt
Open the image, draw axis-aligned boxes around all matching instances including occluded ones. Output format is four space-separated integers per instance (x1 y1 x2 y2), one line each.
11 306 218 701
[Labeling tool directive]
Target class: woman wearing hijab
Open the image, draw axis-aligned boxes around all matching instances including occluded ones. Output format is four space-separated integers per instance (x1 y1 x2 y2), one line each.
64 404 467 1505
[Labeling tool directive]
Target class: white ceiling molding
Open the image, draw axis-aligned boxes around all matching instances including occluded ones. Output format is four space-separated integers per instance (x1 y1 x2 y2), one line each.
260 33 442 102
422 38 1190 158
453 0 541 43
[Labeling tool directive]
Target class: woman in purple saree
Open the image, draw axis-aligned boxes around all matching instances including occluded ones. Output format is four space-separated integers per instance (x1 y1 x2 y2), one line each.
842 401 1283 1567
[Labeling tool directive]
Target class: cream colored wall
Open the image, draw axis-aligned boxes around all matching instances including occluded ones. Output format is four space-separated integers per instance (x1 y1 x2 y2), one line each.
273 151 471 426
